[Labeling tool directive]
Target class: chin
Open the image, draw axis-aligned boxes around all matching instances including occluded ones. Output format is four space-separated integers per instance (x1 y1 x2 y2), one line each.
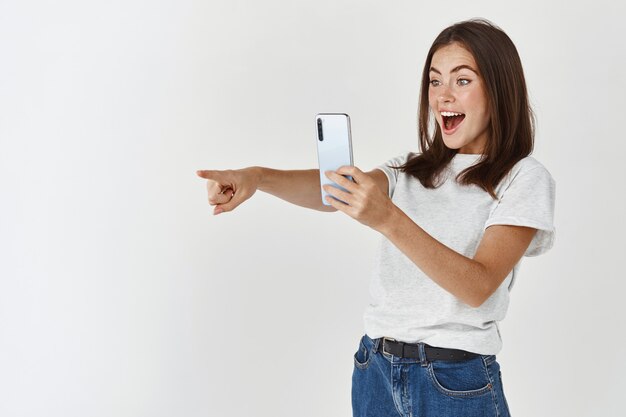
441 137 466 151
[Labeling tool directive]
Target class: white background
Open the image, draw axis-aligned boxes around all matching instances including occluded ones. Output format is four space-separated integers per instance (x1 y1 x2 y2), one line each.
1 0 624 416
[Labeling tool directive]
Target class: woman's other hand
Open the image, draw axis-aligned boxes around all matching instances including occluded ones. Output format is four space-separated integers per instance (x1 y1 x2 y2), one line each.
323 166 396 231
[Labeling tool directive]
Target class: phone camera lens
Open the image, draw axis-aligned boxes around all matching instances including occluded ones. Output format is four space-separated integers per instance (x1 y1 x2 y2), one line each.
317 119 323 141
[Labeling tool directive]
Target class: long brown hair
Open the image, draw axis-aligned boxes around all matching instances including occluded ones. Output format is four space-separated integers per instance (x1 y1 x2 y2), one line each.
392 18 535 199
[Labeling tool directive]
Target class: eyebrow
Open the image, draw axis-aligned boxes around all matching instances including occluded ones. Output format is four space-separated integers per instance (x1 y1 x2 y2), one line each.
429 64 478 75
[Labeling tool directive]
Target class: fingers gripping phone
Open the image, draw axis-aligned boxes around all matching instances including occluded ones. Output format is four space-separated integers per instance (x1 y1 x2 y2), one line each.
315 113 354 206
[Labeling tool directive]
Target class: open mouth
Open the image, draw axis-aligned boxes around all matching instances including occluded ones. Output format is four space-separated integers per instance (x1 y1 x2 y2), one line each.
441 112 466 133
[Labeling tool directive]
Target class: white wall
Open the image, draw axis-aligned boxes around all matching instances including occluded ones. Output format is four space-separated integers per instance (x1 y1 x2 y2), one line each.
1 1 623 416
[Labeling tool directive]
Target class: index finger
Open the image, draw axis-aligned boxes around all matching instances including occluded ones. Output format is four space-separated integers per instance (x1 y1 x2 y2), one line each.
196 170 211 178
336 165 366 183
197 170 223 180
325 170 356 191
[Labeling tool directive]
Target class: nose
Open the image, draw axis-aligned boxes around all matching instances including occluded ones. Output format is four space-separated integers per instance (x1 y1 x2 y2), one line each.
438 84 455 103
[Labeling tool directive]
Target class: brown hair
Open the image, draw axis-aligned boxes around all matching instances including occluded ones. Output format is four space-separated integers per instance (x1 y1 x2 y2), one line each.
392 18 535 199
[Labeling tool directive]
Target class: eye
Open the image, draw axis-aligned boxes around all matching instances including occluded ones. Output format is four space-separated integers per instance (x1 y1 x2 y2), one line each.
457 78 470 86
429 79 441 87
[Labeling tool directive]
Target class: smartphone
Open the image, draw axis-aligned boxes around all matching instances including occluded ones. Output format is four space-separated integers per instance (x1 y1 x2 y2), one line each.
315 113 354 206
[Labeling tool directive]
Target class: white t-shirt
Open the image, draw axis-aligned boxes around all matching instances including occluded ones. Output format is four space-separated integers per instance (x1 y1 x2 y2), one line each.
364 152 556 355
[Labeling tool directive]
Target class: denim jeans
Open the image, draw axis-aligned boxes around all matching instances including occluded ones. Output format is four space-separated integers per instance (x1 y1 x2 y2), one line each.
352 334 511 417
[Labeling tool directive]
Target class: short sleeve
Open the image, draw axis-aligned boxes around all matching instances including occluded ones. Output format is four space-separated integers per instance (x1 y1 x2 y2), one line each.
484 166 556 257
374 153 412 198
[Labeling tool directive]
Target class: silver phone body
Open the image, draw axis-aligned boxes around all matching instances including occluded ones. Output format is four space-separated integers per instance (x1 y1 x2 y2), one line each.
315 113 354 206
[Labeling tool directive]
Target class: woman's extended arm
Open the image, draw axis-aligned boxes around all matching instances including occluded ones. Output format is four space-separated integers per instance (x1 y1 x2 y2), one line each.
254 167 337 212
196 167 337 214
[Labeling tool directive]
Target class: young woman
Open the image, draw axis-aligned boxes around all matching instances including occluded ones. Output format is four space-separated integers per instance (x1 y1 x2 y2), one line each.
197 18 555 417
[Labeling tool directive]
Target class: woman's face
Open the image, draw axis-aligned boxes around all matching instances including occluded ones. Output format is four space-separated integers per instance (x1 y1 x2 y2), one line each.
428 42 491 154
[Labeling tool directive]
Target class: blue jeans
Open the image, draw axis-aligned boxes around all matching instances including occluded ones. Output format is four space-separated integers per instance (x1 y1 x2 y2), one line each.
352 334 511 417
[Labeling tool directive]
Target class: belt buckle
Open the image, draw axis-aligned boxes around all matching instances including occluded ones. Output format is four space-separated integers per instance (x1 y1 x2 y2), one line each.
382 337 396 356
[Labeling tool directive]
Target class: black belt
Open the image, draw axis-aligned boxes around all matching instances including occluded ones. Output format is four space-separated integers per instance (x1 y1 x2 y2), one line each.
379 338 479 362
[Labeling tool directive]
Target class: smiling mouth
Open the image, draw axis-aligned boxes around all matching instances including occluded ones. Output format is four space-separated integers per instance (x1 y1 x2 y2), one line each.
442 114 466 131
